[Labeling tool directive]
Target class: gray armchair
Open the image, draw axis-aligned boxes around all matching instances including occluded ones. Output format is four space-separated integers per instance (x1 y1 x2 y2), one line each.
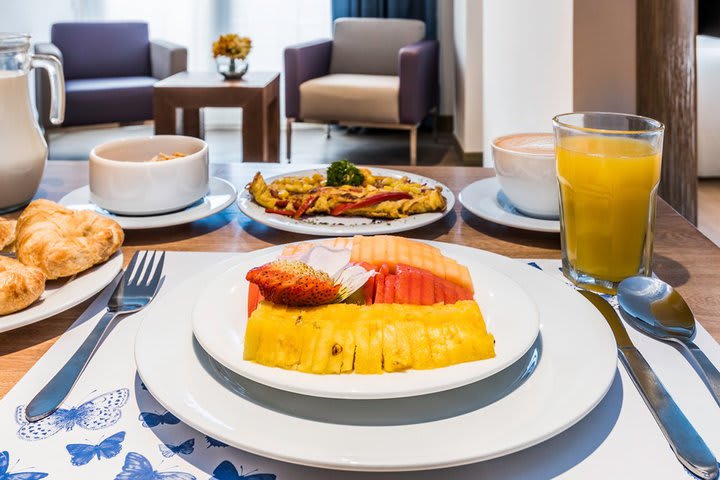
284 18 439 164
35 22 187 129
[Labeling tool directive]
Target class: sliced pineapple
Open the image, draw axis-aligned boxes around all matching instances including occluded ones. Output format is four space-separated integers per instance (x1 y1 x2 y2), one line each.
244 300 494 374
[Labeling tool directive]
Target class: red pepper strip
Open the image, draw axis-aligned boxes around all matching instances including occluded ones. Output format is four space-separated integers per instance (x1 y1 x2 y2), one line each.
293 194 319 219
265 208 294 216
331 192 412 216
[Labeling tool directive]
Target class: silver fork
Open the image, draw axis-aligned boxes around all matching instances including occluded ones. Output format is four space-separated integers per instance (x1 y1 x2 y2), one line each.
25 251 165 422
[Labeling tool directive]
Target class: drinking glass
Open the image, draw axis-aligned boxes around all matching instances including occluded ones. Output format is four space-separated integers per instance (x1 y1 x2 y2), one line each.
553 112 664 294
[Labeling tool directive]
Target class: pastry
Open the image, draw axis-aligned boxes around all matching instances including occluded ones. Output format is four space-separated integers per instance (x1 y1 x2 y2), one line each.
0 218 16 250
0 256 45 316
15 199 124 279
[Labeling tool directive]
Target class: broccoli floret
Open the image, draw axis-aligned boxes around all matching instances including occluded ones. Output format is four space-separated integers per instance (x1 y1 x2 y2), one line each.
326 160 364 187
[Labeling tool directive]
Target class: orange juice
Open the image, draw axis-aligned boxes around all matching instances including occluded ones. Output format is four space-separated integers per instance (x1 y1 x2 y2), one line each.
557 135 661 286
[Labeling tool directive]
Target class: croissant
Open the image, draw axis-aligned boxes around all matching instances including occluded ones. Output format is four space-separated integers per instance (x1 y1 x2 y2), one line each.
0 256 45 316
0 218 15 250
15 199 124 280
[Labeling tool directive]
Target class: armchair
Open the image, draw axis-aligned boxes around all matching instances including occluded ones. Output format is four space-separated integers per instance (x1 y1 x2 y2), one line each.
284 18 439 164
35 22 187 129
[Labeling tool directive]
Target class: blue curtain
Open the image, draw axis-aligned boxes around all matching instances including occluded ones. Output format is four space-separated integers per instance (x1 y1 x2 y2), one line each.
331 0 437 39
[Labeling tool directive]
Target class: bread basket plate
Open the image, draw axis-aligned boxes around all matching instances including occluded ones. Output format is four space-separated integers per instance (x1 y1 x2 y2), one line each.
191 240 540 400
236 167 455 236
0 252 123 333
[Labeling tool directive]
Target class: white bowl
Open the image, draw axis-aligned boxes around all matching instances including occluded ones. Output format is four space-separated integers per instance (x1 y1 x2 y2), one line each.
492 133 559 219
89 136 209 216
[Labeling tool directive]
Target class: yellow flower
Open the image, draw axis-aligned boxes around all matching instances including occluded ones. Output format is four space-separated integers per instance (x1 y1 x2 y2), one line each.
212 33 252 60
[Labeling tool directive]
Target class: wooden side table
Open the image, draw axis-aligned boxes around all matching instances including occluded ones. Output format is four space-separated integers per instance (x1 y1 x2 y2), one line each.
154 71 280 162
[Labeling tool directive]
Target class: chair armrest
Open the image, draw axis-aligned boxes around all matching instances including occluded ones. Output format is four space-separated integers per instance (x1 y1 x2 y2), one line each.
33 42 63 129
284 39 332 119
150 39 187 79
399 40 439 124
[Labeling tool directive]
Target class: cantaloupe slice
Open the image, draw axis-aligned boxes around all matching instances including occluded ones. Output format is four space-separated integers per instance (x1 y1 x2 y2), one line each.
349 236 474 292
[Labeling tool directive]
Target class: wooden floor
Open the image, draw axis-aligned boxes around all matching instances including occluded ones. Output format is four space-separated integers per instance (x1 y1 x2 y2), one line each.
698 179 720 246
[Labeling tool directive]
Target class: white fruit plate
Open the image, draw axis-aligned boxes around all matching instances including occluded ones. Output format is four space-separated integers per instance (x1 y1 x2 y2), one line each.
191 241 540 399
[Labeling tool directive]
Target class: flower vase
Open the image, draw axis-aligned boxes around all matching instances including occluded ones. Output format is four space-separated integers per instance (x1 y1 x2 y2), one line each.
217 57 248 80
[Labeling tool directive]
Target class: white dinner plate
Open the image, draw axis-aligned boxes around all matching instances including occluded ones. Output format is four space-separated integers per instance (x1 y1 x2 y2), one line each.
192 243 539 399
0 252 122 333
236 167 455 236
459 177 560 233
59 177 237 230
135 243 618 471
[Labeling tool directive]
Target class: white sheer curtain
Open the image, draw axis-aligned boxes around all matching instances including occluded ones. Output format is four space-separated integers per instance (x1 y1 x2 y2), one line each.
100 0 332 126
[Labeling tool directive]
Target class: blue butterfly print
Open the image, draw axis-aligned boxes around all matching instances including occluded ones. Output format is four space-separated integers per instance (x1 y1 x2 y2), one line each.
210 461 276 480
16 388 129 441
0 451 48 479
115 452 195 480
204 436 227 448
66 431 125 466
159 438 194 458
527 261 542 271
139 411 180 428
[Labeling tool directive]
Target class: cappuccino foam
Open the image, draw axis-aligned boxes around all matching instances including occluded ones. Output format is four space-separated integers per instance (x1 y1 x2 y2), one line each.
494 133 554 155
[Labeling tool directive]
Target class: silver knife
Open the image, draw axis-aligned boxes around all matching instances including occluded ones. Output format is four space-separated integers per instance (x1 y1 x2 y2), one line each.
580 290 718 479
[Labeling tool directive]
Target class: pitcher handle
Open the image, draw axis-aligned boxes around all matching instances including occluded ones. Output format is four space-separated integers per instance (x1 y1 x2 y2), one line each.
31 54 65 126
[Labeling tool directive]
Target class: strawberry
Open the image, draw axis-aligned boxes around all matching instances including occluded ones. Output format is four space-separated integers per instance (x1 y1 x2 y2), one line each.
246 260 340 306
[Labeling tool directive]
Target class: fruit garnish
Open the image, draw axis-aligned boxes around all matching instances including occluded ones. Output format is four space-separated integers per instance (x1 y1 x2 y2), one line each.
246 260 340 306
326 159 364 187
249 245 376 306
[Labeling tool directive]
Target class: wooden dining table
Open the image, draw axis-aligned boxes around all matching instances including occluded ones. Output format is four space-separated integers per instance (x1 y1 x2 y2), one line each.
1 160 719 398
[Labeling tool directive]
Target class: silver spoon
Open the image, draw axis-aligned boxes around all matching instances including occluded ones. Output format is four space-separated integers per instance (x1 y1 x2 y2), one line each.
618 275 720 407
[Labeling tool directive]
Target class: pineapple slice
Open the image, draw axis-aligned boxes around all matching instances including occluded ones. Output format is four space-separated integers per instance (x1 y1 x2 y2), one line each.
274 311 304 369
325 317 347 374
402 319 433 369
382 318 412 372
340 322 357 373
309 308 336 374
298 315 322 372
426 319 452 368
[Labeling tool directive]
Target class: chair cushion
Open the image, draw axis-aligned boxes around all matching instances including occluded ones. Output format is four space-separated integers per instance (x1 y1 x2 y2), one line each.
52 22 150 79
330 18 425 76
300 74 399 124
63 76 156 126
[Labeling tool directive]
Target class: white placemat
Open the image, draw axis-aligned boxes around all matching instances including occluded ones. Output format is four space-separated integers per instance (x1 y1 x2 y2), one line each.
0 252 718 479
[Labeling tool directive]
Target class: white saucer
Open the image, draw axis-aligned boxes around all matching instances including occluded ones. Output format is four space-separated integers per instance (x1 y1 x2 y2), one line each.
59 177 237 230
459 177 560 233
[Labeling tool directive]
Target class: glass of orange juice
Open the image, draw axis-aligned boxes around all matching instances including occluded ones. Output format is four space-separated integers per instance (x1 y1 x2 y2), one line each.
553 112 664 294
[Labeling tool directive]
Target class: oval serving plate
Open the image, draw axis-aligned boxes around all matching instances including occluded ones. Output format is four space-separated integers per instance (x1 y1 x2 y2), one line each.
236 167 455 236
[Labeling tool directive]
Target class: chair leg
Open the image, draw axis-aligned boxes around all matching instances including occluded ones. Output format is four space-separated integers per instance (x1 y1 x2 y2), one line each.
432 108 439 143
326 124 332 139
410 126 417 166
286 119 293 161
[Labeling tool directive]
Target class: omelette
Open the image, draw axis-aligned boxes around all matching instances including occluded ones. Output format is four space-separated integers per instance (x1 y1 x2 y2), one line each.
247 167 447 219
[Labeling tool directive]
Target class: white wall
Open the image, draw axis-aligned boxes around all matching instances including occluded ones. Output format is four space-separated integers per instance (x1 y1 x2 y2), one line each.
448 0 635 162
482 0 574 165
452 0 483 152
573 0 636 113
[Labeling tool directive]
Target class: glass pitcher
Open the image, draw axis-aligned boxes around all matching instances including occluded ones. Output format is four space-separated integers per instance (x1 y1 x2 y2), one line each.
0 33 64 213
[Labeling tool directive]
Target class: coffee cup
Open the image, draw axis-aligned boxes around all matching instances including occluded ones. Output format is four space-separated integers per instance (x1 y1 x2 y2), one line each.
492 133 559 219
